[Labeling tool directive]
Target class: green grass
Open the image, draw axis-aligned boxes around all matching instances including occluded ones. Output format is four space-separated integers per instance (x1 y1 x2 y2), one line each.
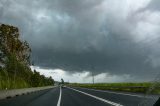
69 83 160 94
0 69 30 90
0 77 30 89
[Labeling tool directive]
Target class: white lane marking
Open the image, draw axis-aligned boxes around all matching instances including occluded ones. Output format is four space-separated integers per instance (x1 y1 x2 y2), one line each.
57 86 62 106
78 87 146 98
66 86 123 106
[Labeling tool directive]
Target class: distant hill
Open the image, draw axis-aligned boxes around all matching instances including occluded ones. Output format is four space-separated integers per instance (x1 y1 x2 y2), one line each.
0 24 54 89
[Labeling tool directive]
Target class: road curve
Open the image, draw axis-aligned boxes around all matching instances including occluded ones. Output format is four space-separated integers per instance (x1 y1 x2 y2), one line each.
0 86 159 106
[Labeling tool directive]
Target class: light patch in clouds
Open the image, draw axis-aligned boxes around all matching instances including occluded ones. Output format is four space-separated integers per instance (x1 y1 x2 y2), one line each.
36 11 51 21
132 10 160 43
31 66 134 83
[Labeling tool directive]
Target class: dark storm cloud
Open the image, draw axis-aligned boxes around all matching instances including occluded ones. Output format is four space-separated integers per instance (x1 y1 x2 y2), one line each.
145 0 160 11
0 0 160 81
136 0 160 13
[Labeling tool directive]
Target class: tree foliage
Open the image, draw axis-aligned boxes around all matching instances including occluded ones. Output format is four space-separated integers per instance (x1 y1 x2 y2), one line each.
0 24 54 89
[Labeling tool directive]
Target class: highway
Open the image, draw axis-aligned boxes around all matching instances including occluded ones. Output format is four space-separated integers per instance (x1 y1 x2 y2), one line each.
0 86 159 106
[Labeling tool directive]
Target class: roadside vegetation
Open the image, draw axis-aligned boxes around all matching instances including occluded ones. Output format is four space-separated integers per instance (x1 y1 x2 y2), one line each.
69 82 160 94
0 24 54 90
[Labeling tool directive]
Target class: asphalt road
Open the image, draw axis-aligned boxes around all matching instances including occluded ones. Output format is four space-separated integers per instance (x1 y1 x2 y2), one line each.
0 86 159 106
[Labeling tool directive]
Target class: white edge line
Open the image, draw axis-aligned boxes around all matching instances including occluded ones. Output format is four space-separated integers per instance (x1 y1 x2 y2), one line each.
66 86 123 106
78 87 145 98
57 86 62 106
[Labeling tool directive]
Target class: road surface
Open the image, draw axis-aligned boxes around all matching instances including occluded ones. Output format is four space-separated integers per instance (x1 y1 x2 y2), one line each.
0 86 159 106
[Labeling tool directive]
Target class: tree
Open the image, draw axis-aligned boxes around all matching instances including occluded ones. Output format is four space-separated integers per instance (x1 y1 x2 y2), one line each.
61 78 64 84
0 24 54 89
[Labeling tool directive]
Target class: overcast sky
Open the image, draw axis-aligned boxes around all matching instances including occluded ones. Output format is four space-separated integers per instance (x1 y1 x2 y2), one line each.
1 0 160 82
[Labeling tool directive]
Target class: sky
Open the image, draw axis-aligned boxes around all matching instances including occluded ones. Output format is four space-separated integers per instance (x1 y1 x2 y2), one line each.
1 0 160 83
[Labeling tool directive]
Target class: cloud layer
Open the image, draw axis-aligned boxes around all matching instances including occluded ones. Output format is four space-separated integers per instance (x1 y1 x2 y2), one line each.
1 0 160 81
